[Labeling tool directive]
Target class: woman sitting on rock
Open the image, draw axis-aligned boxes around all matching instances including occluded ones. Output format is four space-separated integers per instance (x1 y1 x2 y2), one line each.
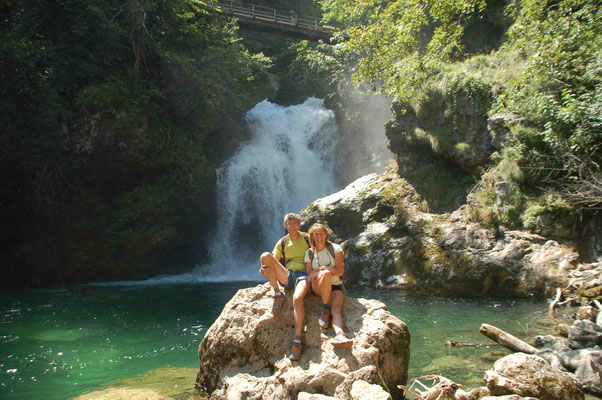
305 223 353 348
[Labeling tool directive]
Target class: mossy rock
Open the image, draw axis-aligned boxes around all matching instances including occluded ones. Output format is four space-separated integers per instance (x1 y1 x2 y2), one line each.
580 285 602 300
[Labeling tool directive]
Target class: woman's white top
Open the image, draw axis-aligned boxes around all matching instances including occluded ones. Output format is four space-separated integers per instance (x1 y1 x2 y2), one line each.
304 242 343 285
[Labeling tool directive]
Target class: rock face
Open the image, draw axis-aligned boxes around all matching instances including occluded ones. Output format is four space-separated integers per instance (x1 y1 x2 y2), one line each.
196 283 410 400
484 353 583 400
299 172 580 297
385 99 495 175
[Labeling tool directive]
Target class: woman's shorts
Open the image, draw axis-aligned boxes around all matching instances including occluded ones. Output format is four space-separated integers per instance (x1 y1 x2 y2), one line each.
331 283 346 295
282 270 308 289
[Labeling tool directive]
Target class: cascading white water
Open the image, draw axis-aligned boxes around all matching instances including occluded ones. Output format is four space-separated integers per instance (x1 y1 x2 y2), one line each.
94 98 339 287
204 97 338 280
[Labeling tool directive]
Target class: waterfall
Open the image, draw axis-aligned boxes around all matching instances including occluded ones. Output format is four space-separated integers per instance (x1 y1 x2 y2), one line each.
204 97 339 280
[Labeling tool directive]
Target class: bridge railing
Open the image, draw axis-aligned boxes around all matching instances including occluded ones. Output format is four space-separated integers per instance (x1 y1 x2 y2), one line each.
216 1 334 33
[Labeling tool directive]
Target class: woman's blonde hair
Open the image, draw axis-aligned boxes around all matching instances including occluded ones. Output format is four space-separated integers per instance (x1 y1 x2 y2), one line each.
308 223 330 248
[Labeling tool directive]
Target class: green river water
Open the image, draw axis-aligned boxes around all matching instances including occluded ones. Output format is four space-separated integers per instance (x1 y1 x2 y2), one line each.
0 282 557 399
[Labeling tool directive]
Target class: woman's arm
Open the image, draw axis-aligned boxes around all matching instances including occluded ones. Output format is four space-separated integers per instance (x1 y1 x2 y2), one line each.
307 261 319 282
333 251 344 277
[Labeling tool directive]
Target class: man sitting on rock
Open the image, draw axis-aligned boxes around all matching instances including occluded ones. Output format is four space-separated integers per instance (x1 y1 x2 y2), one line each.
259 213 311 360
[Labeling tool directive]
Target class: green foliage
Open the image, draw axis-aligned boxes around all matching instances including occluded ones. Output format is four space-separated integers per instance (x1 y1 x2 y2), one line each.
409 157 475 211
287 40 347 100
498 0 602 189
0 0 274 288
319 0 491 102
522 192 578 234
445 72 493 117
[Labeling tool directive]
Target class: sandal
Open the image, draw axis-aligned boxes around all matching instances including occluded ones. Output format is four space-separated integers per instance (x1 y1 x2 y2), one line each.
289 338 304 361
319 303 330 330
332 332 353 349
272 293 286 313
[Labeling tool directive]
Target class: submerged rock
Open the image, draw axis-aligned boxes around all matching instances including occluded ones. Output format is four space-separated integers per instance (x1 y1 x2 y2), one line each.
300 172 579 298
75 388 170 400
196 283 410 399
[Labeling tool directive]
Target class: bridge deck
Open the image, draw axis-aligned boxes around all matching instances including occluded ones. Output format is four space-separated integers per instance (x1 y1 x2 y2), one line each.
216 2 333 42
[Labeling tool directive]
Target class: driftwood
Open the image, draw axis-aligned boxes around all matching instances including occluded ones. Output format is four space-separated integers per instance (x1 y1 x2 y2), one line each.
549 287 562 316
400 375 464 400
479 323 537 354
445 340 496 348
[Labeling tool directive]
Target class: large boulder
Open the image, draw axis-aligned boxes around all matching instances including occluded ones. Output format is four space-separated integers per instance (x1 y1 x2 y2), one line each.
484 353 583 400
196 283 410 399
299 172 579 298
568 320 602 349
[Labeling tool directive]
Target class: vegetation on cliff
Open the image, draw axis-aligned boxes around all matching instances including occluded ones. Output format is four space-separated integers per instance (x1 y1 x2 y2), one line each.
317 0 601 235
2 0 599 288
0 0 274 288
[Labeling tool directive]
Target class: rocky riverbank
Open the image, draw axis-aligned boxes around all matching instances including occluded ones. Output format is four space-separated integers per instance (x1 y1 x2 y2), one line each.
299 169 586 299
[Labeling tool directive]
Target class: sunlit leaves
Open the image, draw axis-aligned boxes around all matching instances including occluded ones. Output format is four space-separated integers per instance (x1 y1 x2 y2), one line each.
320 0 487 102
501 0 602 160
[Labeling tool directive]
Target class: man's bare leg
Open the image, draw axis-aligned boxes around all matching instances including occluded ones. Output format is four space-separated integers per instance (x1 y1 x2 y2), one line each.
259 252 289 291
293 279 310 337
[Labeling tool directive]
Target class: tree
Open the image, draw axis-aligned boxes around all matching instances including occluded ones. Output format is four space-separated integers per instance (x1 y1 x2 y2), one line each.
319 0 487 102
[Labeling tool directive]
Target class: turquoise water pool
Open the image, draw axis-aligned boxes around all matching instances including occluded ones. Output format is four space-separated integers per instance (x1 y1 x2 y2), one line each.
0 282 552 399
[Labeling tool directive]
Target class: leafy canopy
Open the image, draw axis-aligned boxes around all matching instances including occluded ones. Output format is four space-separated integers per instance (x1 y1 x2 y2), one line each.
320 0 486 101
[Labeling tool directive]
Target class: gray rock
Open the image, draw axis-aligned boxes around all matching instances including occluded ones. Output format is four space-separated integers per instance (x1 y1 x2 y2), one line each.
197 283 409 400
299 173 580 298
386 96 494 174
488 113 517 151
576 306 599 322
484 353 583 400
534 335 570 352
466 387 490 400
334 366 383 400
495 181 512 207
569 320 602 349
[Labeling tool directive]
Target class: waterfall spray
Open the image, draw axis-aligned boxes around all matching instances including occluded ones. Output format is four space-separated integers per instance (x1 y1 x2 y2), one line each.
204 98 339 280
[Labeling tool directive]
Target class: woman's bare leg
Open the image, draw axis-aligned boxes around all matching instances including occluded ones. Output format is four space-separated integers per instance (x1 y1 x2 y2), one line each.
311 271 333 325
311 271 332 305
330 290 345 336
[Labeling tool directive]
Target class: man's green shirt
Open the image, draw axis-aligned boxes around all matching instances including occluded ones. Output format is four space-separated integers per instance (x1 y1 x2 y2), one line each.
272 233 309 271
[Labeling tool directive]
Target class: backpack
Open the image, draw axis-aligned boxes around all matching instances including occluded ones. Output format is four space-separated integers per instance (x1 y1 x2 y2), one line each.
280 232 310 268
307 243 336 264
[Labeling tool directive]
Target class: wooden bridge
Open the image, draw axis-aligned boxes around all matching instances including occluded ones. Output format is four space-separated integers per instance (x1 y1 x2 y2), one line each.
216 1 334 42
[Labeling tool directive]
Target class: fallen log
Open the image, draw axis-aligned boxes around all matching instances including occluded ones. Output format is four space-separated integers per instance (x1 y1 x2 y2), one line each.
549 287 562 316
445 340 497 348
479 323 537 354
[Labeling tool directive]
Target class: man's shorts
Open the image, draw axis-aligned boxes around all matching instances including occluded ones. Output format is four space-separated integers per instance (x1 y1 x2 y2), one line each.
282 270 308 289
